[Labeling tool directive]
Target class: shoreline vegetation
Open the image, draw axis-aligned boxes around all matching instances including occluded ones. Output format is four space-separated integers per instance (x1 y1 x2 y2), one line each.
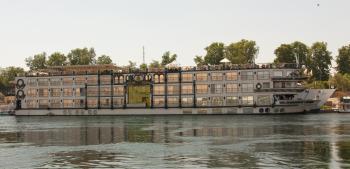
1 39 350 96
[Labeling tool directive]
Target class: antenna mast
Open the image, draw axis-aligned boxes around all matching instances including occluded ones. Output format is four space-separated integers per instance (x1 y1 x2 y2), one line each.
142 46 145 64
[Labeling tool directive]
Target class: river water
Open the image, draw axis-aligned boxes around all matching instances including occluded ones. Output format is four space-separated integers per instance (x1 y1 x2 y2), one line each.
1 114 350 168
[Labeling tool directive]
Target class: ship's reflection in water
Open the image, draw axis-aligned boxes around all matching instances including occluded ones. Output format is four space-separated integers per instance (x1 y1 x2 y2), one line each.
1 114 350 168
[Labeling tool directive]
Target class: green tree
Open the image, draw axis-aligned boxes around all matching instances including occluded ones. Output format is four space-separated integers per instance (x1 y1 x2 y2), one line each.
67 47 96 65
161 51 177 66
274 41 309 65
149 60 161 69
25 52 47 70
330 73 350 91
225 39 259 64
203 42 225 65
139 63 147 71
336 44 350 74
309 42 332 81
0 67 25 95
194 55 205 66
127 61 137 70
46 52 67 66
97 55 113 64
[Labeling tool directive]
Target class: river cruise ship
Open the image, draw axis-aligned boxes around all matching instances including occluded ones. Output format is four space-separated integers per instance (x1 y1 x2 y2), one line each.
14 63 334 116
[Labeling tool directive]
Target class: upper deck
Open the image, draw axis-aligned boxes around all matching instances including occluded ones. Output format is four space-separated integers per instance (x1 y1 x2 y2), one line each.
18 63 301 77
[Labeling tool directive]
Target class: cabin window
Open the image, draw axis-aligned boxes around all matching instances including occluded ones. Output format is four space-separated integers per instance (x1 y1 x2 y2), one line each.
50 78 61 86
181 85 193 94
113 86 124 96
168 96 179 107
159 75 164 83
226 72 238 81
38 99 49 108
182 73 193 82
154 85 165 95
100 75 111 85
74 99 84 108
263 82 270 88
210 84 223 94
241 71 254 80
100 87 111 96
241 83 254 92
196 97 209 107
87 76 98 85
63 99 74 108
167 74 179 82
28 79 37 86
285 82 294 88
257 71 270 80
100 98 111 107
181 97 193 107
226 96 239 106
242 96 254 105
38 88 49 97
196 73 208 81
257 95 270 105
87 98 98 108
63 88 73 97
273 71 283 77
154 75 159 83
50 99 61 108
211 73 223 81
211 96 224 106
273 82 282 88
153 96 165 107
226 83 238 93
26 100 37 108
38 78 49 86
27 88 37 97
63 77 73 86
75 88 85 97
50 88 60 97
113 97 124 107
75 76 85 85
87 87 98 96
196 84 208 94
167 85 179 95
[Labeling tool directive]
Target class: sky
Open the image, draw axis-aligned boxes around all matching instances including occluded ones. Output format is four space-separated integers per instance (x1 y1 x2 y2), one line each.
0 0 349 69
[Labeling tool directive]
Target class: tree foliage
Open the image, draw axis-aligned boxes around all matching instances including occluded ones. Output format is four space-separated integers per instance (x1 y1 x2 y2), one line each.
47 52 67 66
336 44 350 74
149 60 161 69
67 47 96 65
330 73 350 91
139 63 147 71
161 51 177 66
225 39 259 64
309 42 332 81
194 55 205 67
96 55 113 64
0 67 25 95
203 42 225 65
25 52 47 70
274 41 309 65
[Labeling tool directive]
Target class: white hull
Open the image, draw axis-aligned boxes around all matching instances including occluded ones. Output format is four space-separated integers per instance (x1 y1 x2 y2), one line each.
15 106 318 116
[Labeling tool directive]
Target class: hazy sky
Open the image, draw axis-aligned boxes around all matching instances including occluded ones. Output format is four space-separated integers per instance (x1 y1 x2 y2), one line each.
0 0 349 69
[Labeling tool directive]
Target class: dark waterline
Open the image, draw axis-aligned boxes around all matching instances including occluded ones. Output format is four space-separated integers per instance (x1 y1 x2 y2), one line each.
1 114 350 168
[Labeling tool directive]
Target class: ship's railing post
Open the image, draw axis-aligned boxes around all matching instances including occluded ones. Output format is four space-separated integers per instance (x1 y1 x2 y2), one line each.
85 83 88 110
110 70 114 110
150 74 154 109
97 70 100 109
193 80 196 108
165 69 168 109
179 68 182 108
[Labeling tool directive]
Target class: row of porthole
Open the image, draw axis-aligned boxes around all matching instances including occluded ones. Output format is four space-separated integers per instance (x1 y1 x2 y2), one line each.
258 108 285 113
